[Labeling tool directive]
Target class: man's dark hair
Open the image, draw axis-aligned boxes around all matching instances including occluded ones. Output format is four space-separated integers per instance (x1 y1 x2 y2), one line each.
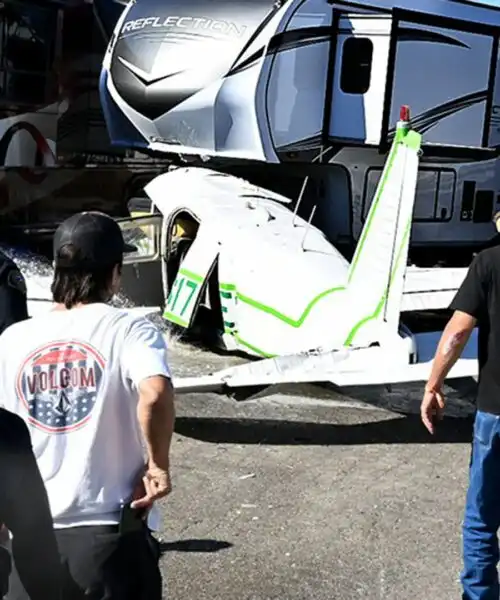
51 244 122 309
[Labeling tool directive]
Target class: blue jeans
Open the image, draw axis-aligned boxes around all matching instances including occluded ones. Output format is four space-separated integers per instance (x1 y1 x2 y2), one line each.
462 410 500 599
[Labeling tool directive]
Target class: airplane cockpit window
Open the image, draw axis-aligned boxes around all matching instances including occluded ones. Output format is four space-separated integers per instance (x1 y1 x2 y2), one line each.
0 1 57 106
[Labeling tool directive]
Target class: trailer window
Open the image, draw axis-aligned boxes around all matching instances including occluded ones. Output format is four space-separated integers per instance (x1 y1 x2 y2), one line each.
340 37 373 94
0 2 57 106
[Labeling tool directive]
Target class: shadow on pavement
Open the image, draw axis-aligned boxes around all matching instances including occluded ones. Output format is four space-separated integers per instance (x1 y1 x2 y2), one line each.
175 414 473 445
159 539 233 554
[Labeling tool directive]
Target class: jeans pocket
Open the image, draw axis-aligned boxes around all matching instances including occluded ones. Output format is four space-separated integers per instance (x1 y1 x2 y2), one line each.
473 410 499 447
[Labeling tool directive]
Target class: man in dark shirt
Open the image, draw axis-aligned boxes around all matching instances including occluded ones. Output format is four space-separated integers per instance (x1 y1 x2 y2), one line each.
0 408 61 599
421 246 500 600
0 251 28 335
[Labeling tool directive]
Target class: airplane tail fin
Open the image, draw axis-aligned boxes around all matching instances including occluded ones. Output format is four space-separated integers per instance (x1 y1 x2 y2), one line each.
342 107 422 347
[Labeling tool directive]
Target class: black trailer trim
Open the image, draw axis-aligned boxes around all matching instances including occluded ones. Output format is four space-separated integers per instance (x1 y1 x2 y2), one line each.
394 6 500 37
483 34 499 147
378 15 398 154
327 0 391 15
321 11 340 151
378 8 500 154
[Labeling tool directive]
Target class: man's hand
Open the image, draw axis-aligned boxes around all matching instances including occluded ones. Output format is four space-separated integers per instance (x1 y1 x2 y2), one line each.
130 466 172 510
420 310 476 435
420 388 445 434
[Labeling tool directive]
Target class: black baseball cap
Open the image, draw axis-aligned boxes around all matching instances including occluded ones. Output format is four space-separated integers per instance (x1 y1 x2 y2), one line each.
53 211 136 268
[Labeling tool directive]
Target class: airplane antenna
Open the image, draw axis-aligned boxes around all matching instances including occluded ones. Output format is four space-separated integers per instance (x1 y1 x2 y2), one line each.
293 176 310 226
301 205 317 251
292 145 332 226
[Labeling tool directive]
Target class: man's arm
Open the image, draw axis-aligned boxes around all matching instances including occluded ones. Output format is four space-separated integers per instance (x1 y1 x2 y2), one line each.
425 310 476 392
121 318 175 508
0 410 62 600
427 252 486 390
137 374 175 475
421 253 486 433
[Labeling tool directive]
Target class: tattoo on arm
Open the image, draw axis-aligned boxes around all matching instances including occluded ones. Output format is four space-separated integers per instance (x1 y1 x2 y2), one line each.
441 331 467 357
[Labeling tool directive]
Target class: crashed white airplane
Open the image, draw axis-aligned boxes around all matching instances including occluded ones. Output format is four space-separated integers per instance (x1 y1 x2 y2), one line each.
113 111 478 392
97 0 500 391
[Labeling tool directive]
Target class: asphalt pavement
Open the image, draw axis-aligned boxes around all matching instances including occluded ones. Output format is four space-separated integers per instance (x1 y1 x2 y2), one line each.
156 379 476 600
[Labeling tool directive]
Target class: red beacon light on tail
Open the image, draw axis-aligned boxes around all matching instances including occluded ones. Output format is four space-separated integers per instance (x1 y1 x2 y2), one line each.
399 105 410 122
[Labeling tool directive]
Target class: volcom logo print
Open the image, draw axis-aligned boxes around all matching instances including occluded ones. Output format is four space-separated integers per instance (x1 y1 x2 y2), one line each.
16 341 105 434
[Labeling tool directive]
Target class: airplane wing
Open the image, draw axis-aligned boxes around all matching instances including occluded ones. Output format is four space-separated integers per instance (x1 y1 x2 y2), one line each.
174 331 478 393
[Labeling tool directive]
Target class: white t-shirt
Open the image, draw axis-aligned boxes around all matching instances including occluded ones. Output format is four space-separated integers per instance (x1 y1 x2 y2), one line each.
0 303 171 529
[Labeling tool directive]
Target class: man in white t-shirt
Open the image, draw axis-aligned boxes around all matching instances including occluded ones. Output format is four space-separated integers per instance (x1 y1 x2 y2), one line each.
0 211 175 599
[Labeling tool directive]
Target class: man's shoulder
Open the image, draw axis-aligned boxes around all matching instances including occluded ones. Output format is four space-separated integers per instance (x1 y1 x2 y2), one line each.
104 306 160 329
473 247 500 274
106 304 157 325
96 306 166 345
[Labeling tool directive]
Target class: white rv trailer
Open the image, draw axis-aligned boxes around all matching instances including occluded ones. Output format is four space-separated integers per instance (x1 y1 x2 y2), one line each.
100 0 500 256
98 0 500 390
